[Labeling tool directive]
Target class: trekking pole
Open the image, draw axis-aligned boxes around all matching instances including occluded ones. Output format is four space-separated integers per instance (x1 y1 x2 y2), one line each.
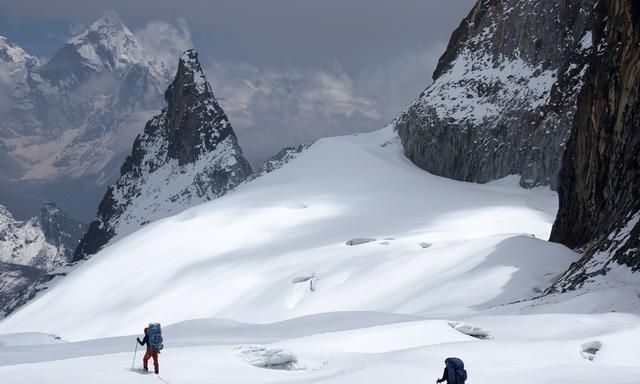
131 341 138 369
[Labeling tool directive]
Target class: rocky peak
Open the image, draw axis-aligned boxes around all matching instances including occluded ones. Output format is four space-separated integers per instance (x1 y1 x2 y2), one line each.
75 49 252 259
163 49 233 165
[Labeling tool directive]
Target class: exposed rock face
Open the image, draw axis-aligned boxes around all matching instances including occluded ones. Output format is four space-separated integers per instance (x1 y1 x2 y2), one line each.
75 50 252 259
395 0 595 189
250 144 310 180
549 0 640 290
0 12 170 220
0 203 85 316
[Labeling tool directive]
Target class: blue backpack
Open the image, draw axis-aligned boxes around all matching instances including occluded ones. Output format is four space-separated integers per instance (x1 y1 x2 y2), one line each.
445 357 467 384
148 323 163 351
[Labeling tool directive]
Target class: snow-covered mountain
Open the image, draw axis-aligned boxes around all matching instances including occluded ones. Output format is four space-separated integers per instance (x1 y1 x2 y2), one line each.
40 12 166 90
0 12 171 221
0 2 639 383
75 50 252 258
0 204 85 315
394 0 595 189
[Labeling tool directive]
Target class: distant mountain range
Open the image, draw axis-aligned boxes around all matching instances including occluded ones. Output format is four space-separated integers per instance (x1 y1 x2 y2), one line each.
0 12 170 220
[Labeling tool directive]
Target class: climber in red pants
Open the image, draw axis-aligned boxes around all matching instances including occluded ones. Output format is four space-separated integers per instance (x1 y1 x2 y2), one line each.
137 327 160 374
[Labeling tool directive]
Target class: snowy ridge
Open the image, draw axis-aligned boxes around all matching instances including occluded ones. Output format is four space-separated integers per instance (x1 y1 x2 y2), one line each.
250 144 311 180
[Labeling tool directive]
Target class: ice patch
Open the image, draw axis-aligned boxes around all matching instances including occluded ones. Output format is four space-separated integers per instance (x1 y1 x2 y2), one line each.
234 345 297 370
448 321 491 339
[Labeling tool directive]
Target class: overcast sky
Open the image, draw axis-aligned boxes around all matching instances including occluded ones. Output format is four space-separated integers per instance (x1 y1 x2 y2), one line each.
0 0 475 165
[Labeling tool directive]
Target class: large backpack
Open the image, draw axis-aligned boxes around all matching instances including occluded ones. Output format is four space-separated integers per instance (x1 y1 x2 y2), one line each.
148 323 164 351
445 357 467 384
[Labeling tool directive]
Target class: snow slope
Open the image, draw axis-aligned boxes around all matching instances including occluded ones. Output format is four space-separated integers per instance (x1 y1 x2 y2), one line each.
0 126 575 339
1 126 639 383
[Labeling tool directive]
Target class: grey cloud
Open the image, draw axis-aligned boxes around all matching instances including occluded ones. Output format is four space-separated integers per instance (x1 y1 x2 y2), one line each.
205 60 384 166
203 47 447 167
0 66 11 113
2 0 475 69
1 0 476 166
354 44 448 119
134 19 192 74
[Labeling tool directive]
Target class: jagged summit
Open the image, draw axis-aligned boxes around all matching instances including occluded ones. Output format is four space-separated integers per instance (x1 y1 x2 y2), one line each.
41 11 166 85
68 11 128 43
161 49 236 165
74 49 252 258
178 49 208 92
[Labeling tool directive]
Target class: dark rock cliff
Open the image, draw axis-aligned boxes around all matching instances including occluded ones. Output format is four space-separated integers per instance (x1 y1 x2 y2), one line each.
550 0 640 290
395 0 595 189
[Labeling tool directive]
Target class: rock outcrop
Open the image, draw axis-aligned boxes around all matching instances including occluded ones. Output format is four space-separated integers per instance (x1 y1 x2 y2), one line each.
250 144 310 181
549 0 640 290
395 0 595 189
75 50 252 259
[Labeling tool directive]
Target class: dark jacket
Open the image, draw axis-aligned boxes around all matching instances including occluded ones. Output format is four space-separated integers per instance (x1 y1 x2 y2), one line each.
137 334 150 352
438 367 449 383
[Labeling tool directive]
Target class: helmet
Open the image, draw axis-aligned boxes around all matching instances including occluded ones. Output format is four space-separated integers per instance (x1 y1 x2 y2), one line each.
144 327 149 334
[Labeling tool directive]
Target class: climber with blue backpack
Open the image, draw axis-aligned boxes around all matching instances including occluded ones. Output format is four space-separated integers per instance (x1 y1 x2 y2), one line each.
436 357 467 384
136 323 164 374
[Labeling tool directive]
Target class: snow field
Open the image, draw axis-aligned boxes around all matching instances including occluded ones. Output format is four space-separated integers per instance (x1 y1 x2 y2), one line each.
0 127 572 339
1 312 639 383
1 126 639 383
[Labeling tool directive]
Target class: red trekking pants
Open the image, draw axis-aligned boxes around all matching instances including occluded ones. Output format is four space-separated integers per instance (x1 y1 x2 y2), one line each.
143 350 159 373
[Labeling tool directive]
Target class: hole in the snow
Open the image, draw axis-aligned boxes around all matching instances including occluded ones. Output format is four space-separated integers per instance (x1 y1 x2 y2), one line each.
346 238 376 246
292 273 317 292
581 341 602 361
